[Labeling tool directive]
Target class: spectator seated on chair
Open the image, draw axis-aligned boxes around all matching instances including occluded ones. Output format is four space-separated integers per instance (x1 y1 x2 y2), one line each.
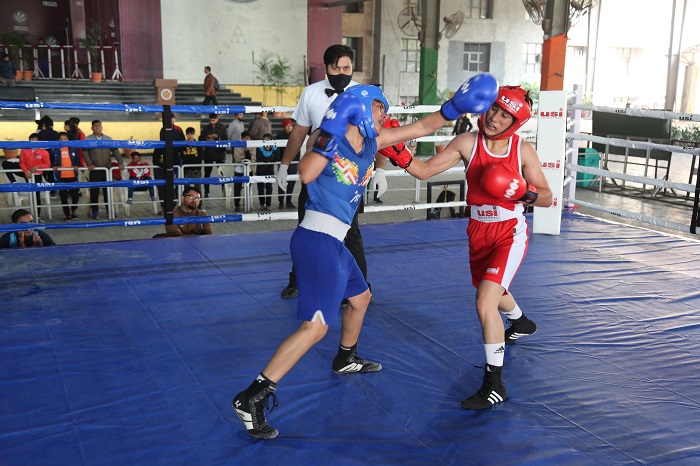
125 152 156 203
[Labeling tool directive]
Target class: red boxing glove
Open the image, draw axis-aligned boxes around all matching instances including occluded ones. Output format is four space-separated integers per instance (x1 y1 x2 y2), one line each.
482 163 538 204
378 118 413 168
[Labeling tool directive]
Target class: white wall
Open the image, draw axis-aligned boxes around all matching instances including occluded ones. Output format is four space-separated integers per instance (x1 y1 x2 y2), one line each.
378 0 543 107
160 0 307 85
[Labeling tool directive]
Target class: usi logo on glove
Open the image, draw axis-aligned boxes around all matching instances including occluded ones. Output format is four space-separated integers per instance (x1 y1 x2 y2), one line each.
504 179 521 199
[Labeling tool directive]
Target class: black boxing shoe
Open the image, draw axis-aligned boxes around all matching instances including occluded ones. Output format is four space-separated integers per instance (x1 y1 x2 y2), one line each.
332 345 382 374
505 315 537 345
280 272 298 299
233 379 279 439
461 364 506 410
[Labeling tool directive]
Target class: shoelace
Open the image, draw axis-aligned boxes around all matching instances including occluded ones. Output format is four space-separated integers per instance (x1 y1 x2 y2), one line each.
263 392 278 414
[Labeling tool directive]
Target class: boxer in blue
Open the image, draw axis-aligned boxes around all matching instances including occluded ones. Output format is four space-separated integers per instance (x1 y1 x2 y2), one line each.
233 75 499 439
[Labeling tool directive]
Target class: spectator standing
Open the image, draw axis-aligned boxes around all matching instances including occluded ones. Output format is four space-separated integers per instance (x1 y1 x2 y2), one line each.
231 131 252 212
255 133 277 211
248 111 272 141
19 133 51 222
0 209 55 248
182 127 203 195
52 132 81 221
84 120 123 220
275 119 297 209
453 113 473 135
203 66 218 105
36 115 60 192
153 114 185 212
65 117 86 168
227 112 245 141
199 114 227 198
37 38 49 77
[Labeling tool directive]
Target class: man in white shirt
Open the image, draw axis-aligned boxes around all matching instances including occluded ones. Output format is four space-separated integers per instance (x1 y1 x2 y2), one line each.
275 44 387 300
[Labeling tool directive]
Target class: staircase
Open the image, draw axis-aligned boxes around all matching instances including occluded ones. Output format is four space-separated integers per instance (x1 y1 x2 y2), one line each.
2 80 289 134
174 83 288 133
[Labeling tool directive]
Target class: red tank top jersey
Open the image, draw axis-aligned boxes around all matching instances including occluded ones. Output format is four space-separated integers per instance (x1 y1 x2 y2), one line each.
465 133 523 211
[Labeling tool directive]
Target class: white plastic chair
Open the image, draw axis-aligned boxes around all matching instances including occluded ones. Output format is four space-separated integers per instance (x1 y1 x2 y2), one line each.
217 164 239 209
5 169 53 219
119 170 158 216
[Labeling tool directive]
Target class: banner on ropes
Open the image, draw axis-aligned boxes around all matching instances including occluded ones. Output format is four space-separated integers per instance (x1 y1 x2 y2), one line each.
533 90 566 235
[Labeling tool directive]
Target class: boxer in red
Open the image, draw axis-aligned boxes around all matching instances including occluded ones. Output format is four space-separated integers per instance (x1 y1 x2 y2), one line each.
381 85 553 410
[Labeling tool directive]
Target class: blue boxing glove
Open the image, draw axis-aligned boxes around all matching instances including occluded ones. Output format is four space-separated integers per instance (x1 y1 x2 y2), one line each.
312 92 365 159
440 74 499 121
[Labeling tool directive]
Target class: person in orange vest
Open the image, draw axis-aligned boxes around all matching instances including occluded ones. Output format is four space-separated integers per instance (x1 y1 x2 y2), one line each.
52 132 81 221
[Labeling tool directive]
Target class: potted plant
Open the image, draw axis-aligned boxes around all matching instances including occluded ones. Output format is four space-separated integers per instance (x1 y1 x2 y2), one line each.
21 58 32 81
270 54 291 107
254 51 274 105
82 21 104 81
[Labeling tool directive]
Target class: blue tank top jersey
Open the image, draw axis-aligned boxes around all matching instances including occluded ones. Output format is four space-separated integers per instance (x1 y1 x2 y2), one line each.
305 136 377 225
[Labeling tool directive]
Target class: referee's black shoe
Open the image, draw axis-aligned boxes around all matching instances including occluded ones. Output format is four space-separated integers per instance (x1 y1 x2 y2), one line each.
280 272 298 299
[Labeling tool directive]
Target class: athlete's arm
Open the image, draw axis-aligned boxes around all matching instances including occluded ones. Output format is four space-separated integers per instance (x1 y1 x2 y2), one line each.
520 141 553 207
298 131 328 184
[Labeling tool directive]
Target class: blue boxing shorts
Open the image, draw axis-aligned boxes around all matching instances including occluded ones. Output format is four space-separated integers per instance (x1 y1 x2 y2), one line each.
290 226 368 324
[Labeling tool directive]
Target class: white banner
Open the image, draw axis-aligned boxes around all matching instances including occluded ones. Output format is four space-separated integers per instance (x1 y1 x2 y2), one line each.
533 91 567 235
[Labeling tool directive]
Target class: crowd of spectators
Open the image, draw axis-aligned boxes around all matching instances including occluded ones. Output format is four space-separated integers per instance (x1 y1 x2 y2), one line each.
1 112 299 241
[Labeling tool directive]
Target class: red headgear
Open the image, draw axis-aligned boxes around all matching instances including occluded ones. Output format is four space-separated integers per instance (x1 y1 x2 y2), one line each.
282 119 294 127
477 86 532 140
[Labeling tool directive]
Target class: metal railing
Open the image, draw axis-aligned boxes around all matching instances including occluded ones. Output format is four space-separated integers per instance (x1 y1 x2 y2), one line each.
0 44 122 81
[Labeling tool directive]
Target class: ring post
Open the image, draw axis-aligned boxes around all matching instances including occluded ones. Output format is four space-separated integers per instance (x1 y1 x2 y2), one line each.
533 90 567 235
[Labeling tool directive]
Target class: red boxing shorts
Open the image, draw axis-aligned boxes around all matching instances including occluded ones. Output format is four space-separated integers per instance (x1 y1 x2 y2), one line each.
467 216 528 290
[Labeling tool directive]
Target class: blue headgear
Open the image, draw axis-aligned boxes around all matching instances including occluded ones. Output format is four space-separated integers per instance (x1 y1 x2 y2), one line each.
343 85 389 138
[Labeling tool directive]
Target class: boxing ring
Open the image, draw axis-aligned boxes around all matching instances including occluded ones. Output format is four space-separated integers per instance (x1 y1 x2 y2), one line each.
2 97 700 464
2 212 700 465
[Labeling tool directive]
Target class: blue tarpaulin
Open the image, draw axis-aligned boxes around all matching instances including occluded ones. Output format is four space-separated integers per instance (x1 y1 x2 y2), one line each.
2 212 700 465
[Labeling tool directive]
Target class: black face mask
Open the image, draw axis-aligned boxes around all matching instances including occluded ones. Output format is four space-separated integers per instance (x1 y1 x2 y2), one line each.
328 73 352 91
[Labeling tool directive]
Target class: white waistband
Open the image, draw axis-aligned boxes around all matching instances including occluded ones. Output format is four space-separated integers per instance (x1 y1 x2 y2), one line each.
299 210 351 241
470 204 523 222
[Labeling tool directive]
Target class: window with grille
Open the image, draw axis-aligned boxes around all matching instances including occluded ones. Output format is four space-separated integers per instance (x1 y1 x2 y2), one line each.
463 43 490 72
401 38 421 73
465 0 493 19
523 42 542 74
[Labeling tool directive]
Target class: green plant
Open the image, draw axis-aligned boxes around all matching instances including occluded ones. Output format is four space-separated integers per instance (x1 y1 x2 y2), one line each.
1 32 27 70
520 81 540 107
270 55 291 105
254 51 274 104
437 88 452 104
672 124 700 142
82 21 105 65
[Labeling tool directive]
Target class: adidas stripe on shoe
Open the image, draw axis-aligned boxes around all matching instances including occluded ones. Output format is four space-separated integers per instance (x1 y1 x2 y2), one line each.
460 364 507 410
505 315 537 345
332 351 382 374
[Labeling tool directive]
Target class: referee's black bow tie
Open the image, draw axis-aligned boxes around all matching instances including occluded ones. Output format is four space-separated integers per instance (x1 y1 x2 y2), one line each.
325 88 344 97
